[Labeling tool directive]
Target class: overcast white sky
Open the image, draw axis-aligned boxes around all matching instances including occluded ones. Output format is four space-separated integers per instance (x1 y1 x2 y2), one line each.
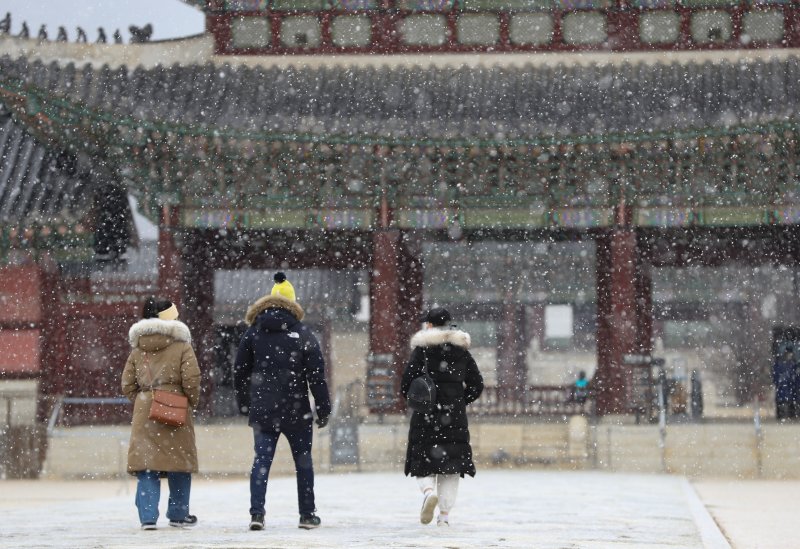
0 0 204 42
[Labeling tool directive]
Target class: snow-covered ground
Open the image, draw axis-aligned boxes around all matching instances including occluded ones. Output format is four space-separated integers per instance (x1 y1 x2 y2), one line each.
0 471 728 548
694 480 798 549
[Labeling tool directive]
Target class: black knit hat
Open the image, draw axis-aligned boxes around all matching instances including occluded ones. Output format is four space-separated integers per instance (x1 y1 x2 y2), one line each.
142 297 176 319
421 307 452 327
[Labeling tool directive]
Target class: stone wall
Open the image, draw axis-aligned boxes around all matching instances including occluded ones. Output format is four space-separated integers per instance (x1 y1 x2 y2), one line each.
0 380 42 479
38 417 800 480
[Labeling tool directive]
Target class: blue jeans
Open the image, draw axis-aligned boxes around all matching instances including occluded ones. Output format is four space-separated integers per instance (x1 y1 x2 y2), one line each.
250 424 315 516
135 471 192 524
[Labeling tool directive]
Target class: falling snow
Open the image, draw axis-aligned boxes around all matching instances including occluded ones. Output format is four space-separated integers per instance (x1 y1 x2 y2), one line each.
2 2 800 549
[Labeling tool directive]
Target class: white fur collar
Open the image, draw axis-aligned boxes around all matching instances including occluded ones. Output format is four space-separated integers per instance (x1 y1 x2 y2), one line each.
410 328 471 350
128 318 192 348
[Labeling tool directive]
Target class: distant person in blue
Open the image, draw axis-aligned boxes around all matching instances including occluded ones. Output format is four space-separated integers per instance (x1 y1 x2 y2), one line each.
572 370 590 405
233 273 331 531
772 347 796 421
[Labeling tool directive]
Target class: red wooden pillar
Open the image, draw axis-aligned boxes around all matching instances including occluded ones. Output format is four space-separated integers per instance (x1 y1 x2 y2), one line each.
367 229 403 414
181 232 215 418
367 199 424 415
320 320 333 389
158 205 183 307
527 304 545 346
595 224 653 415
496 302 527 401
397 230 424 365
26 262 65 424
635 242 653 355
158 207 215 416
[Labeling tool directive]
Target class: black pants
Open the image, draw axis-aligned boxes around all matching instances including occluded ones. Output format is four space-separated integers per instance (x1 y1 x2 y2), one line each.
250 424 315 516
776 400 795 420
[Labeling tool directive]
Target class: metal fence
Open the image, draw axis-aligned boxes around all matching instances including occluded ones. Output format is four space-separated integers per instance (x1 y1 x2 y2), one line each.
471 385 594 417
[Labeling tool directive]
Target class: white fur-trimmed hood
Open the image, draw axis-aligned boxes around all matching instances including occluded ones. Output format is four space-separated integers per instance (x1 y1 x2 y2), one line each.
128 318 192 348
410 327 471 350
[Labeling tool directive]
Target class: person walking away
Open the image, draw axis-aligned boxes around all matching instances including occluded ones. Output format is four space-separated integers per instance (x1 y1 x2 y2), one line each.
773 347 796 420
121 297 201 530
401 307 484 527
234 272 331 531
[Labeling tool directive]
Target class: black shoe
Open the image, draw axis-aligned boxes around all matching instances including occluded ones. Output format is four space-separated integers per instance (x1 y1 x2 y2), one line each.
169 515 197 528
298 514 321 529
249 514 265 531
141 522 157 530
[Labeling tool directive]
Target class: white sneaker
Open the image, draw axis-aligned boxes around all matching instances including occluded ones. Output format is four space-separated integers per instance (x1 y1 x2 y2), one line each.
420 493 438 525
437 518 450 527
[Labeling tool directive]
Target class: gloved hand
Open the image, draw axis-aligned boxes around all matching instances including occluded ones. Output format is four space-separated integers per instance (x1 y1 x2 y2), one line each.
315 415 329 428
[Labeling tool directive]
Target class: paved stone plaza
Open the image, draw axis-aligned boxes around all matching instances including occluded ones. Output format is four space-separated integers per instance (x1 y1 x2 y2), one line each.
0 470 736 548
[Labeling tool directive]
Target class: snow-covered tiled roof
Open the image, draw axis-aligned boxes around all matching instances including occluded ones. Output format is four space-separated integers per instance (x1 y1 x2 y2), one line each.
2 55 798 143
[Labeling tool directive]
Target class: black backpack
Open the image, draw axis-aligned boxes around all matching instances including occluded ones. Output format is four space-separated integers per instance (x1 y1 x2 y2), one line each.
406 353 437 414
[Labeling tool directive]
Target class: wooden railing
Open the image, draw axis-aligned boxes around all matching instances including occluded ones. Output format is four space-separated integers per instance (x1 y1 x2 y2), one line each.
470 385 593 417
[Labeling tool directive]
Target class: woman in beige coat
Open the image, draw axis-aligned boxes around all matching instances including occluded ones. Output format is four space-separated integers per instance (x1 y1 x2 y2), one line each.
121 297 201 530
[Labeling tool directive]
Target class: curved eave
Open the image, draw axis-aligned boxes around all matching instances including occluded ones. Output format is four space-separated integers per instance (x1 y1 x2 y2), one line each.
0 107 94 230
2 54 799 143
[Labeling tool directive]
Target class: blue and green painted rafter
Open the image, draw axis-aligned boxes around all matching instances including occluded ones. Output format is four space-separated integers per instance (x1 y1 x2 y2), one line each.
2 72 800 231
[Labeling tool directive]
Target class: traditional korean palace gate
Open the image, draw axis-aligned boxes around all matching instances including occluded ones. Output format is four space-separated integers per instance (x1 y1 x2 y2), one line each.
2 55 800 415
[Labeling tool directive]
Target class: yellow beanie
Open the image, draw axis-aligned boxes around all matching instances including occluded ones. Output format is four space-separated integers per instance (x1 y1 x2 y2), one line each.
271 272 296 302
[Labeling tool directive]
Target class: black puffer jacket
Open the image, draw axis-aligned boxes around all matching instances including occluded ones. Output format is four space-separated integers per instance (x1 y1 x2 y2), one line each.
401 327 484 477
234 295 331 430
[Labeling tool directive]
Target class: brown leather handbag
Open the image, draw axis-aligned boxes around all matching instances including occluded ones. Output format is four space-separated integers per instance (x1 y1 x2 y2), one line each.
144 358 189 427
149 389 188 427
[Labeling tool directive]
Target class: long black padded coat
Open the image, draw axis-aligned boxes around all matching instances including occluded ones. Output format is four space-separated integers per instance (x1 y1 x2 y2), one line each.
400 327 484 477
